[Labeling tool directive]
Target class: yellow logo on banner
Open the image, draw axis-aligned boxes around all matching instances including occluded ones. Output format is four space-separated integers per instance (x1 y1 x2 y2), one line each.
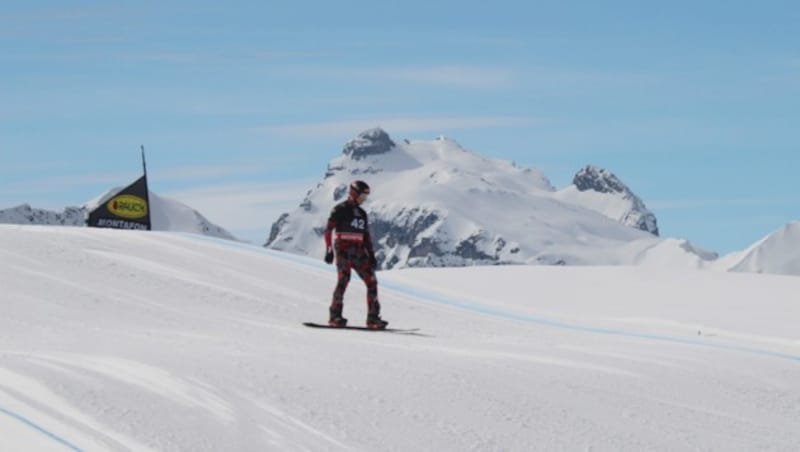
107 195 148 219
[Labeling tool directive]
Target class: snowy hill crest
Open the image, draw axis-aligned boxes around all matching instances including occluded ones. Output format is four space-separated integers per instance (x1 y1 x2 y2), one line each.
266 128 674 269
715 221 800 276
0 191 238 241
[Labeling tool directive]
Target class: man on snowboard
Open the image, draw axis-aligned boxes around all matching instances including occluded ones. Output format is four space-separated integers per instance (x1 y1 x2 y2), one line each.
323 180 388 329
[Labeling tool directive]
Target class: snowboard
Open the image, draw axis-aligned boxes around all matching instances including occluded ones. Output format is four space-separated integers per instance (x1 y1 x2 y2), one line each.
302 322 420 334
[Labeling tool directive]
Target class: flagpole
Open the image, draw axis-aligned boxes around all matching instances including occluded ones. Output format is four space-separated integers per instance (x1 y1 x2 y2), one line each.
141 145 147 177
139 145 152 230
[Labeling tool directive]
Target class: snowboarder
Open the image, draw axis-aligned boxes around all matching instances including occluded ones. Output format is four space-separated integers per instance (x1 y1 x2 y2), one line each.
323 180 388 329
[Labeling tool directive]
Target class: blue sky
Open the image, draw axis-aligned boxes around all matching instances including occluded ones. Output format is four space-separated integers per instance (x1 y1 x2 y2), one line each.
1 1 798 252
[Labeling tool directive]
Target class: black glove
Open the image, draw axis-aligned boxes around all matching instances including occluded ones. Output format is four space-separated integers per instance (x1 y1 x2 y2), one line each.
324 248 334 264
369 253 377 269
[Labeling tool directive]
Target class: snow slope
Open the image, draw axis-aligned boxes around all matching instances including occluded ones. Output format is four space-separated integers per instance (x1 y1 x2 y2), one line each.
1 225 799 451
87 190 238 241
713 221 800 276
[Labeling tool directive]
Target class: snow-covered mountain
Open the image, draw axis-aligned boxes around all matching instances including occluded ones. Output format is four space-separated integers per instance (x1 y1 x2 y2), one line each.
265 128 701 270
713 221 800 276
0 204 86 226
0 190 238 241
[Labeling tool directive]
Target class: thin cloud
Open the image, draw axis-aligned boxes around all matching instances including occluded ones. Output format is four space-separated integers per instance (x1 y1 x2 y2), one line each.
117 52 202 64
0 6 124 22
151 163 267 183
251 50 340 60
315 65 659 90
1 172 140 194
303 65 516 89
785 57 800 68
1 162 272 196
0 6 132 38
650 198 792 210
167 181 311 209
164 180 315 237
259 116 542 139
377 66 516 89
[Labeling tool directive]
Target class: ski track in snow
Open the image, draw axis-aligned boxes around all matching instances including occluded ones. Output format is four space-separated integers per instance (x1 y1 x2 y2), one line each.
22 353 236 424
382 280 800 363
0 404 82 451
0 365 157 451
250 397 360 452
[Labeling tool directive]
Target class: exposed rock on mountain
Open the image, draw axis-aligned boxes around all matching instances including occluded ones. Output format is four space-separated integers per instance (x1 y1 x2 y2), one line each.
265 129 679 269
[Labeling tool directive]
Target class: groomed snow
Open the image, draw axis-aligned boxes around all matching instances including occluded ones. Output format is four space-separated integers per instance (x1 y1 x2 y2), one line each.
1 225 799 451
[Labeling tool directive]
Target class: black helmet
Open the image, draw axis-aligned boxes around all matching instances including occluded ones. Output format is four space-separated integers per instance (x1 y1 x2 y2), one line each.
349 180 370 202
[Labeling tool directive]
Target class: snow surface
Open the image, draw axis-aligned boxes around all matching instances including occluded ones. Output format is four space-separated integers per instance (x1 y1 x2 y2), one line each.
2 225 799 451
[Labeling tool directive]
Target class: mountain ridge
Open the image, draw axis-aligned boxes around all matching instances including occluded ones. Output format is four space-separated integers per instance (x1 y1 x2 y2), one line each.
266 128 687 270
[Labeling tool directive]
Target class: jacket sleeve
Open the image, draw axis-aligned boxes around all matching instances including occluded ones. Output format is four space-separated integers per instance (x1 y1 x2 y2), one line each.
324 207 337 249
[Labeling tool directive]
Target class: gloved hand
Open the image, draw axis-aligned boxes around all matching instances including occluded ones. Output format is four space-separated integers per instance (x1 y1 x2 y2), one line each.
369 253 377 269
324 248 334 264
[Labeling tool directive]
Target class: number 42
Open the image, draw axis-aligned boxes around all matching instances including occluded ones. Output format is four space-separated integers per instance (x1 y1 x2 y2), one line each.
351 218 365 230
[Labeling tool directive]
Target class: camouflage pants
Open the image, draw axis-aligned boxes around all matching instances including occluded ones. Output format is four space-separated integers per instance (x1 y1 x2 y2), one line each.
331 241 379 315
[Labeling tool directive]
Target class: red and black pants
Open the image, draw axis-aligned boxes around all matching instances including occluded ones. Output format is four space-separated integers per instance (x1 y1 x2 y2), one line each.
331 240 379 315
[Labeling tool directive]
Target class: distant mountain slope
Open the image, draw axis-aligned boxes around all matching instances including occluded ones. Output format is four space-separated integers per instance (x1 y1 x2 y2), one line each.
1 190 237 240
265 128 699 269
0 204 85 226
714 221 800 276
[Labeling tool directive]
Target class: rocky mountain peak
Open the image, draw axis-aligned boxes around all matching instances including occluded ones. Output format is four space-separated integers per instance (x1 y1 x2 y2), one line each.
569 165 659 236
573 165 628 194
342 128 396 160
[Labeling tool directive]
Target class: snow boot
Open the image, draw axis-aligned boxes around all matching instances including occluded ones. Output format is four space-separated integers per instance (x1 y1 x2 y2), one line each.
366 313 388 330
329 306 347 327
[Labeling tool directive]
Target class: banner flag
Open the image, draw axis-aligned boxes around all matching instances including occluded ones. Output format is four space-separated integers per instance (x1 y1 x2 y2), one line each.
87 174 152 231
